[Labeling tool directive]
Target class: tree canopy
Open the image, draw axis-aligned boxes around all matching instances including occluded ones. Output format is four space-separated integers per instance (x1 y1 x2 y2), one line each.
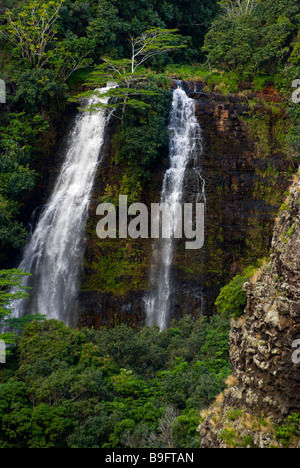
0 316 231 448
203 0 300 76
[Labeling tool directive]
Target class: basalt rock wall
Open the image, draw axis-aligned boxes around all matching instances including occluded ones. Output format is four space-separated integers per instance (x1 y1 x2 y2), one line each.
79 81 295 330
198 172 300 448
228 174 300 419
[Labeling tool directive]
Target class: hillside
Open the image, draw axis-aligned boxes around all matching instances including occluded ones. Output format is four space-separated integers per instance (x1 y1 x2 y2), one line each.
0 0 300 450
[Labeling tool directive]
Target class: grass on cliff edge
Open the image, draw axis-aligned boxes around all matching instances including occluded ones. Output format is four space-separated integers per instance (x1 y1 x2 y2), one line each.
66 62 297 100
164 64 298 98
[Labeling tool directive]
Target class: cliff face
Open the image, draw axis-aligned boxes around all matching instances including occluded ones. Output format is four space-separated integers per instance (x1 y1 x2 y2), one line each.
173 84 290 320
78 116 151 329
79 81 295 330
199 171 300 448
230 172 300 417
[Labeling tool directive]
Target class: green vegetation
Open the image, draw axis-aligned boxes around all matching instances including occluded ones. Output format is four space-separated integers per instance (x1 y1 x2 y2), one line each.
216 409 277 448
203 0 300 78
165 64 240 94
1 0 299 254
1 0 92 78
215 266 256 319
72 28 184 124
0 269 45 350
203 403 300 448
0 114 49 249
0 269 30 348
82 238 147 295
1 0 300 451
286 105 300 164
275 414 300 448
0 315 231 448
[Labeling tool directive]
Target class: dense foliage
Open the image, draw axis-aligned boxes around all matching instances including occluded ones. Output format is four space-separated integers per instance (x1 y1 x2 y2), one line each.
0 269 45 350
0 315 231 448
203 0 300 78
111 79 172 184
0 269 30 348
1 0 299 256
1 0 300 450
0 113 49 249
0 0 218 257
215 266 256 319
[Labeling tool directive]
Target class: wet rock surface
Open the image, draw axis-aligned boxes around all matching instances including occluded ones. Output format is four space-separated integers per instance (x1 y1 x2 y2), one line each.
230 174 300 418
199 173 300 447
79 81 294 329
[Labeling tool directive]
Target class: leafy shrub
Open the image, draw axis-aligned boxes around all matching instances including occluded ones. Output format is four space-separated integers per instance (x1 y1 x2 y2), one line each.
0 113 49 248
203 0 300 77
215 266 256 319
275 413 300 448
0 315 231 448
13 69 68 114
113 81 172 182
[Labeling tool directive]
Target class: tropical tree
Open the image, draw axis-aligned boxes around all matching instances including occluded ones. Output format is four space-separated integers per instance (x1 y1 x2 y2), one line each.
0 269 30 348
128 28 185 74
81 59 160 123
47 33 95 83
218 0 259 17
203 0 300 75
75 28 185 122
0 0 65 69
0 113 49 248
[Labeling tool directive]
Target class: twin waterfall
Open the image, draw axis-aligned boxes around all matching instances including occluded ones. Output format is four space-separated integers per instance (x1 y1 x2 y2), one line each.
145 86 204 330
12 89 112 326
12 85 204 330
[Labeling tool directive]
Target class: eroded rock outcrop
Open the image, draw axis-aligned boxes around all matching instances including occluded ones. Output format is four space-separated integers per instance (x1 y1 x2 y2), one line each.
199 170 300 447
230 172 300 416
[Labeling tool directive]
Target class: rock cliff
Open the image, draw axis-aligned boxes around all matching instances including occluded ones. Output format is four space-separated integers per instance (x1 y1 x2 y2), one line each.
199 170 300 448
79 81 295 330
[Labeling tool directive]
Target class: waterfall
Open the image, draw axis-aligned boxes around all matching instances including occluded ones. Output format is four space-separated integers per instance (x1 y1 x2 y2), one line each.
145 85 204 331
11 87 113 326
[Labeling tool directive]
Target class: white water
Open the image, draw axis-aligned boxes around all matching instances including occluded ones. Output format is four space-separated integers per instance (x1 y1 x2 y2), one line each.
145 86 204 330
11 88 112 326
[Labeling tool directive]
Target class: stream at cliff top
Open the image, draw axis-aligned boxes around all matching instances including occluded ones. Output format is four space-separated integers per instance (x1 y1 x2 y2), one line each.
11 87 113 326
145 85 205 331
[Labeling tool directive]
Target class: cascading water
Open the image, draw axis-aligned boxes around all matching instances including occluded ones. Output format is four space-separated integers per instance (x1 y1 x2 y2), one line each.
11 87 113 326
145 85 205 331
